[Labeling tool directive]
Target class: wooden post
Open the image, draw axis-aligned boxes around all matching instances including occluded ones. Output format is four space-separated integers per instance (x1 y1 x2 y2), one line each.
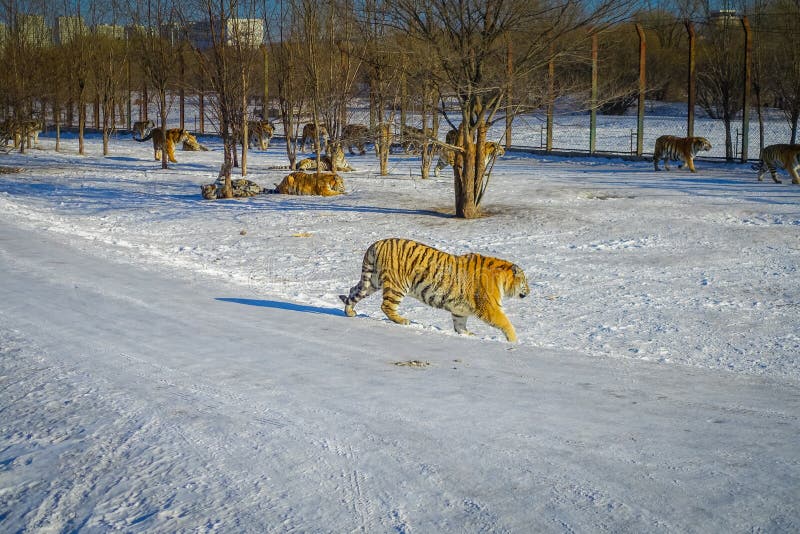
546 45 555 152
636 23 646 157
126 57 132 130
741 16 752 163
590 32 598 154
686 20 696 138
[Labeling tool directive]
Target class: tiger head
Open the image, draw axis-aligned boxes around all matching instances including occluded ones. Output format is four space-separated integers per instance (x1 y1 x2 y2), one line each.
487 142 506 158
509 264 530 299
692 137 712 153
327 174 346 194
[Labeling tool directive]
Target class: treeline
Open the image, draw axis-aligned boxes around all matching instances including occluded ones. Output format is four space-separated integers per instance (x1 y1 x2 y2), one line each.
1 0 798 216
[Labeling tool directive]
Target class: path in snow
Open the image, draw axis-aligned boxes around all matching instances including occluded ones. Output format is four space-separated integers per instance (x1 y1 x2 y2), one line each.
1 223 798 532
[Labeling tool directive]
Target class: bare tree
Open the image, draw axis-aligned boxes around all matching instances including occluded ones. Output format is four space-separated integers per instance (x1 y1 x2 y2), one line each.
753 0 800 142
390 0 633 218
696 11 744 160
130 0 180 169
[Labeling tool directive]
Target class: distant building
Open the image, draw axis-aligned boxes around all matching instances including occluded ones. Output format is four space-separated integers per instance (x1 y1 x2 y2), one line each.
18 14 51 47
226 18 263 48
709 9 739 26
187 18 263 50
96 24 125 40
56 16 88 44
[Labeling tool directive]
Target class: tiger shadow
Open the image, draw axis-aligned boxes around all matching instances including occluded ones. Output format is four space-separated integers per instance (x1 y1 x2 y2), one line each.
216 297 345 316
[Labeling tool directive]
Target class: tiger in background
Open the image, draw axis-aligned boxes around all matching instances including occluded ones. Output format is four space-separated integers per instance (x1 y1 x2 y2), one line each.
433 128 505 177
653 135 712 172
1 118 43 149
401 125 434 154
296 142 354 172
134 127 197 163
299 122 329 152
340 238 529 342
271 171 345 196
243 120 275 150
752 143 800 184
131 119 155 140
341 123 371 155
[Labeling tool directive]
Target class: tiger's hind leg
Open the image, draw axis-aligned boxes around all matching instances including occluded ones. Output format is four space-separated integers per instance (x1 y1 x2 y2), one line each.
452 314 473 336
380 284 410 325
788 162 800 185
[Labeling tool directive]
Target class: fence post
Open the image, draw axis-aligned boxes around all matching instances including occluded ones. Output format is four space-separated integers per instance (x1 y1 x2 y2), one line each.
262 44 269 117
636 23 646 156
179 49 185 130
590 32 598 154
546 45 554 152
685 20 696 138
506 34 513 149
741 16 752 163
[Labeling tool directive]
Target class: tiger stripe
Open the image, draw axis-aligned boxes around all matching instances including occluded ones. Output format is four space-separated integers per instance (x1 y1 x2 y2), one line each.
339 238 529 342
752 144 800 184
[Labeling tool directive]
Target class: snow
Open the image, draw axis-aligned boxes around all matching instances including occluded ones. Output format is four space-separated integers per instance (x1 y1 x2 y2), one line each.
1 132 799 532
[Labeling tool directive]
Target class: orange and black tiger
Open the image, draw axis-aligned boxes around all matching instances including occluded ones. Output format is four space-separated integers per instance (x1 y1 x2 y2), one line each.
752 143 800 184
434 128 505 177
340 238 529 342
653 135 712 172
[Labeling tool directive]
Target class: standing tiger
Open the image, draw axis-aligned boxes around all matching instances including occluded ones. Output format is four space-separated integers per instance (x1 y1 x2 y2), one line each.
341 123 371 155
340 238 529 342
134 127 196 163
752 143 800 184
653 135 712 172
299 122 329 152
132 119 155 140
434 128 505 177
245 120 275 150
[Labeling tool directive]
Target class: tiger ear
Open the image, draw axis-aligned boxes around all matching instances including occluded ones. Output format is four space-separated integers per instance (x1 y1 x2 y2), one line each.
511 264 521 275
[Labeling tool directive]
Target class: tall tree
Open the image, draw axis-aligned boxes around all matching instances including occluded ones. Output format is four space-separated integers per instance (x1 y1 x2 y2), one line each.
130 0 180 169
390 0 633 218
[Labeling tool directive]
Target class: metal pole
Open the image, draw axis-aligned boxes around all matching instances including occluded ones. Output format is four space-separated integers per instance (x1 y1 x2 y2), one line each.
741 16 752 163
590 32 598 154
636 24 646 157
506 34 513 149
685 20 696 138
546 45 554 152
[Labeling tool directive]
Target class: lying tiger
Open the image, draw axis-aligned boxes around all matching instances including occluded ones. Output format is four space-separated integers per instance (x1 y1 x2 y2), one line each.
296 143 354 172
201 178 264 200
272 171 345 196
340 238 529 342
299 122 329 152
434 128 505 177
134 127 197 163
653 135 712 173
752 143 800 184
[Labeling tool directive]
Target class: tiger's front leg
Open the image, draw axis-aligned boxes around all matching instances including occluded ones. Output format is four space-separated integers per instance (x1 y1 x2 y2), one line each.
167 141 178 163
380 285 410 325
686 157 697 173
476 307 517 342
788 165 800 185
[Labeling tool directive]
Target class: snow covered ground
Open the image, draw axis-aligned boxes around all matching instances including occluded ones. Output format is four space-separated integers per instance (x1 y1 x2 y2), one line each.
1 132 799 532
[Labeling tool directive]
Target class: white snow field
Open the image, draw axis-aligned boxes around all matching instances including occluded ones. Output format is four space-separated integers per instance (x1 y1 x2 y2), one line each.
1 132 799 532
